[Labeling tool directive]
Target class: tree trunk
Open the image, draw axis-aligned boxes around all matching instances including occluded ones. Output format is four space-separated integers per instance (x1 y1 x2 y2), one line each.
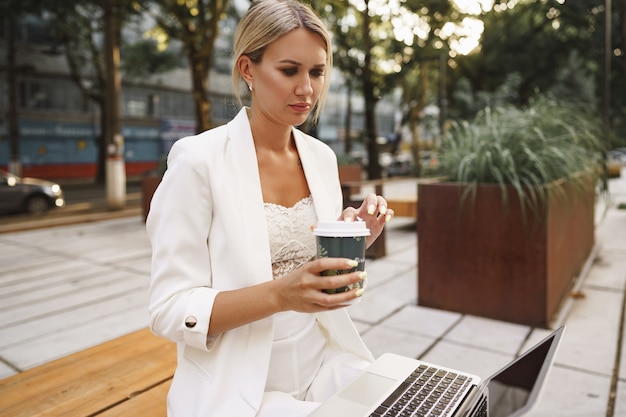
619 0 626 84
103 0 125 207
104 0 122 156
344 82 352 155
408 104 421 177
6 17 20 175
404 61 431 178
190 59 212 133
96 106 107 184
362 0 381 180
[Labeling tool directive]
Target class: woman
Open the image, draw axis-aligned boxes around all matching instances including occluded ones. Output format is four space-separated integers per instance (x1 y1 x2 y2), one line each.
147 1 393 416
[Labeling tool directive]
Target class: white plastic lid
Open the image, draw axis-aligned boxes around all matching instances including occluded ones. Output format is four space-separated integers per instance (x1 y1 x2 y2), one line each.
312 220 371 237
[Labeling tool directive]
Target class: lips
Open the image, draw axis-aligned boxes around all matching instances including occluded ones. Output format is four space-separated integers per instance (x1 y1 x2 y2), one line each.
290 103 311 113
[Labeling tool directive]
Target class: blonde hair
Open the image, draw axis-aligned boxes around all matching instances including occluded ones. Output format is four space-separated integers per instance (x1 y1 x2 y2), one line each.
232 0 332 122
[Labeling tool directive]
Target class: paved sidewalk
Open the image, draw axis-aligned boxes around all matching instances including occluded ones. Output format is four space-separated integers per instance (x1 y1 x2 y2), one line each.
0 174 625 416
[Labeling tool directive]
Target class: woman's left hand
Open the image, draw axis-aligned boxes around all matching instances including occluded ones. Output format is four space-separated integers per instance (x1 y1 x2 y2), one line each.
339 193 393 248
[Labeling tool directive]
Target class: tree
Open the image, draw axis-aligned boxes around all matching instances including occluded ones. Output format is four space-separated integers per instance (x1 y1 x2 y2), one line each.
121 39 179 80
360 0 382 179
389 0 457 176
3 8 20 175
451 3 612 111
43 1 117 183
314 0 461 178
0 0 57 175
314 0 399 179
138 0 233 132
44 1 177 183
448 0 626 146
620 0 626 83
610 0 626 147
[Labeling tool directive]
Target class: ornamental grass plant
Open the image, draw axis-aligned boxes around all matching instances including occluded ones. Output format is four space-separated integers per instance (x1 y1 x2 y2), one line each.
436 97 607 216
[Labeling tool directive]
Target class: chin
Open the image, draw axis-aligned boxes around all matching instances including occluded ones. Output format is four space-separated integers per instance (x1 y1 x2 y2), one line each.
287 115 310 128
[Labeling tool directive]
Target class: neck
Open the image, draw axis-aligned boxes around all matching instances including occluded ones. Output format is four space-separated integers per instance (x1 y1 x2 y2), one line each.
246 108 293 152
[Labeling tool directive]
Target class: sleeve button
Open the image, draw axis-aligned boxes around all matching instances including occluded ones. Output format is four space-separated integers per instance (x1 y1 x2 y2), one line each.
184 316 197 328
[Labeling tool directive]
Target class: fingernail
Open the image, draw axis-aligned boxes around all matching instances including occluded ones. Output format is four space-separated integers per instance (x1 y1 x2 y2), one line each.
345 215 354 222
385 213 392 222
367 204 376 215
347 260 359 267
356 289 364 297
379 205 387 215
359 271 367 280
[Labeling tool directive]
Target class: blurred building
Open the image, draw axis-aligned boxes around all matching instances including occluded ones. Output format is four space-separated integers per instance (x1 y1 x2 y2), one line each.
0 14 396 180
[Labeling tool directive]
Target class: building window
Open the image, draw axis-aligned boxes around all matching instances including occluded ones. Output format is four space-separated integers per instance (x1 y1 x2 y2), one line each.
127 100 147 117
19 77 83 112
20 80 50 109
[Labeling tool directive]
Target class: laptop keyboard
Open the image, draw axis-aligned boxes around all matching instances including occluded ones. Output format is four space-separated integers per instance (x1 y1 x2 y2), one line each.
369 364 472 417
474 395 487 417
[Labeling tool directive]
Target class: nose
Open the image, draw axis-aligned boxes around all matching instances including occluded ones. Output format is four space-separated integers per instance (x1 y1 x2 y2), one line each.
295 74 313 96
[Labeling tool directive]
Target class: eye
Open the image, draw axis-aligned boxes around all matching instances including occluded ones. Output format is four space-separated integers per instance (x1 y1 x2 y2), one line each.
281 68 298 76
311 69 325 77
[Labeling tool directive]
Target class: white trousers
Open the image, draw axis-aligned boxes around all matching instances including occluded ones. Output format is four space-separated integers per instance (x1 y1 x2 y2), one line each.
257 350 371 417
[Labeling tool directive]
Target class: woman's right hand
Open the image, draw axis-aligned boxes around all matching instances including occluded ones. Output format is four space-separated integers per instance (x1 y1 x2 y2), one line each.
273 258 367 313
209 258 366 335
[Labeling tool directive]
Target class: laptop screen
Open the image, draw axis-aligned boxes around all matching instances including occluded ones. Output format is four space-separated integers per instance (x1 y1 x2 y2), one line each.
486 329 561 417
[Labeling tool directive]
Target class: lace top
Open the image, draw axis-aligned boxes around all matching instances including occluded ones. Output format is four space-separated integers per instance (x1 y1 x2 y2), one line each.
264 195 327 398
265 196 317 279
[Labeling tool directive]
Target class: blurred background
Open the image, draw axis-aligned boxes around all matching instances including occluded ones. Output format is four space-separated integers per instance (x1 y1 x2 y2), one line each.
0 0 625 208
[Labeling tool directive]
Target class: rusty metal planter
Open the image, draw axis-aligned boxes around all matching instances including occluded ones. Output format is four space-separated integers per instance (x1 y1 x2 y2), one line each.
417 178 595 328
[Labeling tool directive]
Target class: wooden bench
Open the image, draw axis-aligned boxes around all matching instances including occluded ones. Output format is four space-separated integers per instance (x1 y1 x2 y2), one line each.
383 196 418 219
0 328 176 417
341 177 419 259
341 177 423 219
341 176 442 258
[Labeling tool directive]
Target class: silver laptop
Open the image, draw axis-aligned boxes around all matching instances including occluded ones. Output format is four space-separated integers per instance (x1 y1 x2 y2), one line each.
309 326 564 417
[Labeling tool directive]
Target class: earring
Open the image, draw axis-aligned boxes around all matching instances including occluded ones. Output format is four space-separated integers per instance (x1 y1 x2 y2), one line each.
248 83 252 91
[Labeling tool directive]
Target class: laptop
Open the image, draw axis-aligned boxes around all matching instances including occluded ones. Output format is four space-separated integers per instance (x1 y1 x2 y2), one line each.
309 326 564 417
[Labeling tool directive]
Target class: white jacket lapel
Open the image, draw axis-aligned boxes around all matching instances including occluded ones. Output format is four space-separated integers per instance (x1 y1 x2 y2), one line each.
294 129 337 221
227 108 273 285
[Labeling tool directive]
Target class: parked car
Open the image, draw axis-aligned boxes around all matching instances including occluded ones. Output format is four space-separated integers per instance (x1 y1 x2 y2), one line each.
609 148 626 164
607 149 626 178
0 170 65 215
386 159 414 177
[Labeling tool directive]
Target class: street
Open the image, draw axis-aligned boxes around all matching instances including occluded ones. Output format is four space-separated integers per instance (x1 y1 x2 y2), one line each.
0 180 143 233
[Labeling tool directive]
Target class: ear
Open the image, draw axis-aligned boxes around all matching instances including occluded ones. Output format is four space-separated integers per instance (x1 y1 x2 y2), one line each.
237 55 254 86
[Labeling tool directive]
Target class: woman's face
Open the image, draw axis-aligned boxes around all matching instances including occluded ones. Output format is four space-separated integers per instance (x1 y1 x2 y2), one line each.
248 28 327 127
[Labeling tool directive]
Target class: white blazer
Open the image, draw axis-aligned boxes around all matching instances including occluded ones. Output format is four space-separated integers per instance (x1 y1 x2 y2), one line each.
147 108 373 417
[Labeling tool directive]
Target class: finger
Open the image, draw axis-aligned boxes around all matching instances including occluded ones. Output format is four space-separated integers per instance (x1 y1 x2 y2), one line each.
376 195 388 217
383 207 394 223
310 257 360 273
362 194 389 217
315 284 364 307
316 270 366 290
364 193 379 216
341 207 359 222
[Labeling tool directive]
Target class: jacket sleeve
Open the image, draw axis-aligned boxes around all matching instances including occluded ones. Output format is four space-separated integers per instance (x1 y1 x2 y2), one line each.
146 137 221 351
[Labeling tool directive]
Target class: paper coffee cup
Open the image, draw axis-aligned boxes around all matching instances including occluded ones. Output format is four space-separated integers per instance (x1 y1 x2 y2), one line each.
313 221 370 303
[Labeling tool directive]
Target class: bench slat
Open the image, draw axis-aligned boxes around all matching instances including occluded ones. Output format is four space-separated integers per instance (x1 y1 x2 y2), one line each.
0 328 176 417
386 198 418 219
97 379 171 416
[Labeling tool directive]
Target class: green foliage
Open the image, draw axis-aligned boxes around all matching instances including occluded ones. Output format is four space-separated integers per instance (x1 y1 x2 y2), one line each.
448 0 625 141
136 0 235 130
336 153 357 166
453 0 599 101
436 97 607 214
121 39 180 80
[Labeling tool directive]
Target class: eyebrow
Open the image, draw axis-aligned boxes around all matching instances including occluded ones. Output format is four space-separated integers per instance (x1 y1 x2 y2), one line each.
277 59 326 68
